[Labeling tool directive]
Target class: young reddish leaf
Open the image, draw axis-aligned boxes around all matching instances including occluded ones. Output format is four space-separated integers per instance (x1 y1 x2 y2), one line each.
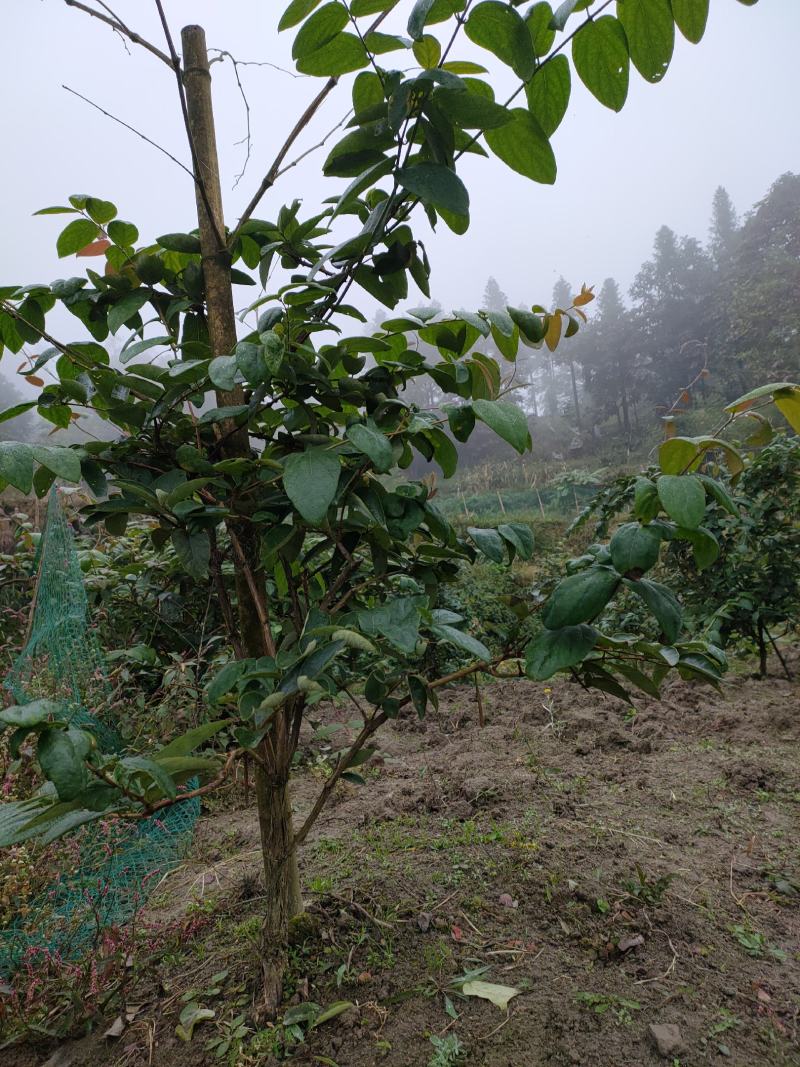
77 238 111 257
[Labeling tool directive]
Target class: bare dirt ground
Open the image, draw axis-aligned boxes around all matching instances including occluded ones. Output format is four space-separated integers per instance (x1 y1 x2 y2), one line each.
4 655 799 1067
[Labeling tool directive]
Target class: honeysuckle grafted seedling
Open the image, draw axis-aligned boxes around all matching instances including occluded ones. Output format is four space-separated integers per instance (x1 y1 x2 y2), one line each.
0 0 785 1012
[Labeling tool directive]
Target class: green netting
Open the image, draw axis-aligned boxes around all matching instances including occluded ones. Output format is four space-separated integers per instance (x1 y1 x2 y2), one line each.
0 489 200 973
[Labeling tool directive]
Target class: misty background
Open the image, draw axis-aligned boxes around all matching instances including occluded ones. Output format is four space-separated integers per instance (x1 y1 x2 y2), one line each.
1 0 799 466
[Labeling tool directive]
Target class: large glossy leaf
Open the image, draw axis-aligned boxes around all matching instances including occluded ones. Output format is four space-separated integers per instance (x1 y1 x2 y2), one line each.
408 0 437 39
108 290 150 333
472 399 530 454
33 445 81 483
0 441 34 493
525 54 571 136
625 577 682 643
56 219 100 258
346 422 394 473
283 448 341 524
293 2 348 56
429 623 491 661
171 529 210 580
278 0 323 30
525 624 597 680
497 522 534 560
37 728 87 801
465 2 536 81
397 163 469 215
484 109 556 184
572 15 630 111
670 0 708 43
434 88 512 129
467 526 505 563
609 522 661 575
297 33 368 75
656 474 706 529
618 0 674 83
542 565 620 629
358 596 423 653
0 699 62 729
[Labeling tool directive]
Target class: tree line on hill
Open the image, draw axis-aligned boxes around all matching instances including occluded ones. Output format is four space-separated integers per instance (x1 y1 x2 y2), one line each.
498 171 800 452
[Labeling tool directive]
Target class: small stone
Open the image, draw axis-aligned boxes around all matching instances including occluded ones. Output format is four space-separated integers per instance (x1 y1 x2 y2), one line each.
648 1023 685 1058
498 893 518 908
416 912 431 932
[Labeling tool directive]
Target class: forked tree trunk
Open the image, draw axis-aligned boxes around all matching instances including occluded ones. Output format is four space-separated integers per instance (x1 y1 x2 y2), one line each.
181 24 301 1014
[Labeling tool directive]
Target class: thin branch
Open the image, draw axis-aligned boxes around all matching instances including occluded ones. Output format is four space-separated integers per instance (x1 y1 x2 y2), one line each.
228 77 338 247
209 50 253 188
62 85 196 183
63 0 172 67
229 7 392 246
209 52 305 79
152 0 227 251
272 109 353 183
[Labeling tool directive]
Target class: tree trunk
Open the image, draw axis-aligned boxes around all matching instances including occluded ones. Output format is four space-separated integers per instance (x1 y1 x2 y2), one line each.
181 24 300 1014
757 619 768 678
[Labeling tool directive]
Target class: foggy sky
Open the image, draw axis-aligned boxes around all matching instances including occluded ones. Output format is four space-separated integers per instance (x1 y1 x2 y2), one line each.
2 0 799 367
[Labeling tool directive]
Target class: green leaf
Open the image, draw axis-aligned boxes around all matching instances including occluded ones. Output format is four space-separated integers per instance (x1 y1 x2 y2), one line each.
618 0 674 83
659 435 700 474
171 529 210 580
572 15 630 111
472 399 530 454
352 0 400 13
346 422 394 473
542 565 620 629
497 522 534 560
525 54 570 136
358 597 423 654
484 109 556 183
465 1 536 82
155 719 232 760
430 623 492 662
310 1000 356 1029
697 475 738 516
0 699 62 729
296 34 368 75
397 163 469 215
408 0 437 39
675 524 719 571
413 34 441 67
467 526 505 563
550 0 580 31
625 577 682 643
108 290 150 333
157 232 202 254
670 0 708 43
434 88 513 129
37 728 86 801
283 449 341 525
293 1 348 56
56 219 100 258
525 624 597 680
0 441 34 493
609 522 661 575
32 445 81 483
774 386 800 434
279 0 323 30
85 197 117 224
107 219 139 247
209 355 239 391
656 474 706 529
0 402 36 425
633 477 659 522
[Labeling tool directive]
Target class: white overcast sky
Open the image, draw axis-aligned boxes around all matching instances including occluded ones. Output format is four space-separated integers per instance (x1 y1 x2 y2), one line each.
2 0 799 336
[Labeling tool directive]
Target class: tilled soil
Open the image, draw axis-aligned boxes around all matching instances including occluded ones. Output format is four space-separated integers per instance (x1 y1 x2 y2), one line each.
4 659 799 1067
